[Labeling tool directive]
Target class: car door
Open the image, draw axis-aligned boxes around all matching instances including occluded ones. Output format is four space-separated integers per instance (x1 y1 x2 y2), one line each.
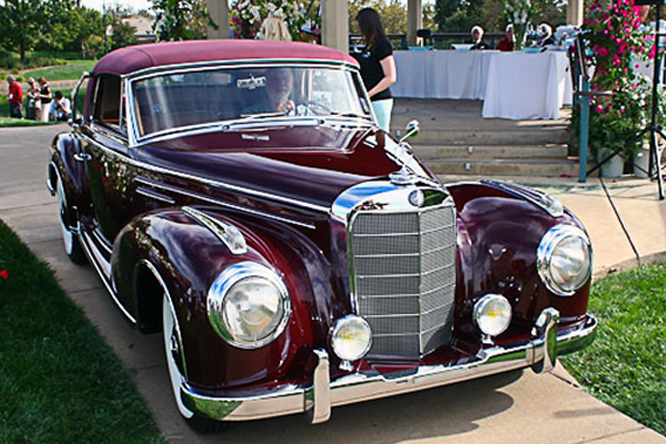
78 74 138 268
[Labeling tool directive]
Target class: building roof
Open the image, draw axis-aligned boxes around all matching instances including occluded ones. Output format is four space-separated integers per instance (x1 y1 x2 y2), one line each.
93 40 359 77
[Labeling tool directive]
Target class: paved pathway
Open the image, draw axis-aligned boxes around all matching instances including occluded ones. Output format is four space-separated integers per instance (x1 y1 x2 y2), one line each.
1 124 664 443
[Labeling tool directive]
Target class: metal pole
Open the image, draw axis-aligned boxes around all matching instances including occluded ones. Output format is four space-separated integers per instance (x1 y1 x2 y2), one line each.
579 79 590 183
103 0 108 55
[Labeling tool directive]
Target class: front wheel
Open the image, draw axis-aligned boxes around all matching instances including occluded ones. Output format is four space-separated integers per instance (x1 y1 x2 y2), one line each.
162 293 226 434
56 178 86 264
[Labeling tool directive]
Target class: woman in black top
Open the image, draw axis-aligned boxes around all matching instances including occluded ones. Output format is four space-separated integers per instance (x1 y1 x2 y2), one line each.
38 76 52 122
355 7 397 133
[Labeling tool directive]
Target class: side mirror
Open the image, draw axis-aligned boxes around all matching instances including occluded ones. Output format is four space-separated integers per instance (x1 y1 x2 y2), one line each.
68 116 83 128
399 119 420 143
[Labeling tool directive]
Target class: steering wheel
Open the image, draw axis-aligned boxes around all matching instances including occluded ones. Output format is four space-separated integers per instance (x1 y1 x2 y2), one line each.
297 100 332 116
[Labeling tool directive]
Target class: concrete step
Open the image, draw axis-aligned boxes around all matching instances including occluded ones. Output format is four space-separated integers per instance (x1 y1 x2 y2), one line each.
411 144 569 160
426 158 579 177
397 128 570 146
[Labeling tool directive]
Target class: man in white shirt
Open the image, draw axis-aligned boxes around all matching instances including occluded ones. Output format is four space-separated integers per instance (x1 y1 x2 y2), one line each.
48 91 72 121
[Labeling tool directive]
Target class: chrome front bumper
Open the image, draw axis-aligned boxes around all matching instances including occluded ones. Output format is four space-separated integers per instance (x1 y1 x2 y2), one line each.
181 309 597 424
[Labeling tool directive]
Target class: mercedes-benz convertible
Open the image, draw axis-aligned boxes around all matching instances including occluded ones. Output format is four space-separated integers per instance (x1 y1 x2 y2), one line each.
47 40 596 432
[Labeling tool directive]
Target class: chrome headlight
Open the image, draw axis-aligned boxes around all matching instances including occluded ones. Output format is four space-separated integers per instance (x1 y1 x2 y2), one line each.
207 262 291 349
473 294 512 337
331 315 372 361
537 225 592 297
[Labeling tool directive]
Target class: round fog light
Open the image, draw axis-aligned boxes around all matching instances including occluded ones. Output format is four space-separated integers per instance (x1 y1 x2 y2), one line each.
473 294 512 338
331 315 372 361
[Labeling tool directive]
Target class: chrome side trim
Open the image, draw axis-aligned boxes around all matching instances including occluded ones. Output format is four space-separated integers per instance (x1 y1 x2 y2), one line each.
78 228 137 324
180 311 598 422
481 179 565 218
78 132 329 215
182 206 247 255
134 176 317 230
136 186 177 204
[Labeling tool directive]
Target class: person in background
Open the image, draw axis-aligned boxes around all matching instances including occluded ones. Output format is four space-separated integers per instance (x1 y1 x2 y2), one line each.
469 26 491 50
7 75 23 119
355 7 397 133
38 76 52 122
243 68 295 115
537 23 555 47
259 14 291 41
48 91 72 122
26 77 42 120
497 24 515 52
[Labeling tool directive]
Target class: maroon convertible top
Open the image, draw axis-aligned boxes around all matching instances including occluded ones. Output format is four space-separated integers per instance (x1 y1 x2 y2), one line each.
93 40 359 76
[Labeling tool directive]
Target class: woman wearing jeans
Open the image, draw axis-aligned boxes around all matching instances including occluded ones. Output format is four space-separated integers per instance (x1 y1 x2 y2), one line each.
355 7 397 133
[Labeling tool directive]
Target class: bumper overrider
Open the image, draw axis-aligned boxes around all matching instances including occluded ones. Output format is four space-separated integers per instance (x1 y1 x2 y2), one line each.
181 308 597 424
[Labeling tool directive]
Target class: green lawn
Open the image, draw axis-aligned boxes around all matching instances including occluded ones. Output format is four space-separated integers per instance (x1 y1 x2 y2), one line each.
561 265 666 436
23 60 96 81
0 220 165 444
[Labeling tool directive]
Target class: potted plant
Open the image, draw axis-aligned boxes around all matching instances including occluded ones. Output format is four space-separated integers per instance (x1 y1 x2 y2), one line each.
570 0 654 177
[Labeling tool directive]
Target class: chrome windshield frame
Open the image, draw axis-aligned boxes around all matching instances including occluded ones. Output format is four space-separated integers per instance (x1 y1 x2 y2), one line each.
125 60 371 148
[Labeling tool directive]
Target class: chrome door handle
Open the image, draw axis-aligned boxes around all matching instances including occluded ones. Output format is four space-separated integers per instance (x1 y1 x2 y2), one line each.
73 153 92 162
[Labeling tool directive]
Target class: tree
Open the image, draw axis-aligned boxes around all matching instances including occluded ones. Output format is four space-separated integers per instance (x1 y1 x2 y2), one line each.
348 0 407 35
0 0 43 62
150 0 210 41
111 21 137 50
68 6 104 56
434 0 486 32
39 0 77 56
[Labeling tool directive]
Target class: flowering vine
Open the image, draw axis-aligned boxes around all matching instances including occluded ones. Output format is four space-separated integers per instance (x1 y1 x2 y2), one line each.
572 0 658 158
230 0 320 41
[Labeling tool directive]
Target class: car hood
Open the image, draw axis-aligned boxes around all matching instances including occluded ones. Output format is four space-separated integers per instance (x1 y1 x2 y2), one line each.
135 125 433 211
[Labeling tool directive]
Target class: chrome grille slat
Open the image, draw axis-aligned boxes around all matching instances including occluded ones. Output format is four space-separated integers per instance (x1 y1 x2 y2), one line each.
351 200 457 358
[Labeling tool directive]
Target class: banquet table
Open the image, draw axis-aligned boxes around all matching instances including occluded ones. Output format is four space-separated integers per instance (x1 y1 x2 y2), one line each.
392 50 572 120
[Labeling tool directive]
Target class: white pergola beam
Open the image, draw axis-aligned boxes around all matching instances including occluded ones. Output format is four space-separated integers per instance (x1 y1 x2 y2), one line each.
407 0 423 47
321 0 349 52
206 0 230 39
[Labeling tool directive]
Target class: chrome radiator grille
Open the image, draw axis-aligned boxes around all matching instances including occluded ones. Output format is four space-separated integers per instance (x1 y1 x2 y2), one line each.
350 204 457 357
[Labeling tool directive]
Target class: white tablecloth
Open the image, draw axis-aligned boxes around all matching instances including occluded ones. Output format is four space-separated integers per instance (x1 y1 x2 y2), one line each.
482 51 572 120
393 50 496 100
393 50 572 120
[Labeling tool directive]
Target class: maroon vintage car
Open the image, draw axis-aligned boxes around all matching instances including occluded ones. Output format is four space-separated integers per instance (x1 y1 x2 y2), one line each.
47 40 596 432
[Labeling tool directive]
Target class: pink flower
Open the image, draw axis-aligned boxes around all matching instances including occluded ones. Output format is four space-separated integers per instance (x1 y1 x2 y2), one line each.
0 269 8 280
596 105 604 113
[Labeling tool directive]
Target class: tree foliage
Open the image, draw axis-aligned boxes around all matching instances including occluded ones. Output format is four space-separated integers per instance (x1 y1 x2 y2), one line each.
0 0 107 61
150 0 210 41
348 0 407 35
0 0 43 62
435 0 566 33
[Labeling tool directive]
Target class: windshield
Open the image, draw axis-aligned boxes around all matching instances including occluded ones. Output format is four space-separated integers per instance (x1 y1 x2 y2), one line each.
131 65 372 138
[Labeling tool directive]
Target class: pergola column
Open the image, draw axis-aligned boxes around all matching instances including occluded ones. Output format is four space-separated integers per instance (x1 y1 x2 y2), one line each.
407 0 422 47
566 0 584 26
321 0 349 52
206 0 230 39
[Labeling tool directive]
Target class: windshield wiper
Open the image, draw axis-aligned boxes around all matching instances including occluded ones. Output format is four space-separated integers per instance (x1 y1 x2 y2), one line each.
328 112 372 120
239 111 289 119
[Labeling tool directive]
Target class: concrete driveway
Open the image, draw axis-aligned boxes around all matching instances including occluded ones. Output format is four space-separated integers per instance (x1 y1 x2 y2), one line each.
1 125 663 444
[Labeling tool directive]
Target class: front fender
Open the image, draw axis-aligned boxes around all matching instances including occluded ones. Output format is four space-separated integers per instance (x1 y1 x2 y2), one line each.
48 132 87 209
448 183 591 341
112 207 335 391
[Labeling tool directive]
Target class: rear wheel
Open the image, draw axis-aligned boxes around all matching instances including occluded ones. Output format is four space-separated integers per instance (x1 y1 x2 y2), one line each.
56 178 86 264
162 293 225 434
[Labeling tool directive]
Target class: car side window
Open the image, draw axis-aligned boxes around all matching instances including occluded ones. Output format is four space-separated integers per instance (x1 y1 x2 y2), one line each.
92 75 126 137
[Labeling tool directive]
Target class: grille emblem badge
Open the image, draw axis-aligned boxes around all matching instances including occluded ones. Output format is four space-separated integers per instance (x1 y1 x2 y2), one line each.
408 190 425 207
